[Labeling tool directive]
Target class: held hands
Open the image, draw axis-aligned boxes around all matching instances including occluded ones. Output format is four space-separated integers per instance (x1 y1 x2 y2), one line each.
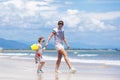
42 47 46 52
67 45 70 49
43 42 48 52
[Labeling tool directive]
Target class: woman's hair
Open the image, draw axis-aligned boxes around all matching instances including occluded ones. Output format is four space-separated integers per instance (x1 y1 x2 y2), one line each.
58 20 64 25
38 37 44 42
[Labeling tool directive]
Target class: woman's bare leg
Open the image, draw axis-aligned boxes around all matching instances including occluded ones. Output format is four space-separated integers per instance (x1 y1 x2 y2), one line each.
55 50 62 72
59 49 72 69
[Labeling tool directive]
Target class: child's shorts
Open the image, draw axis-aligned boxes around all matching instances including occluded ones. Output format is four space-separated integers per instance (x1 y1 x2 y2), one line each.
36 56 45 63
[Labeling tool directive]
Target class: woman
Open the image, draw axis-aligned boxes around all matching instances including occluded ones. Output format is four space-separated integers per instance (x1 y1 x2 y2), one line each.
45 20 76 73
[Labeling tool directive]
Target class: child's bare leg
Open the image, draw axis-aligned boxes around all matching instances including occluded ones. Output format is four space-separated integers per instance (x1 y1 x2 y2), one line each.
39 62 45 70
37 63 40 71
34 56 38 64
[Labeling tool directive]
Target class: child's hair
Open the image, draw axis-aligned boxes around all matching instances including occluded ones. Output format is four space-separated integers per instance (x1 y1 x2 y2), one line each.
38 37 44 43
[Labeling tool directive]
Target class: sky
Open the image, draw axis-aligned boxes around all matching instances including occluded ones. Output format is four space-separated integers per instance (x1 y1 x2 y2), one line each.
0 0 120 49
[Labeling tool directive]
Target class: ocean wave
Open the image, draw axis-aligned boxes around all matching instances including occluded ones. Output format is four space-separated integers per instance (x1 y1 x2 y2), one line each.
0 53 29 56
0 53 120 66
11 56 32 60
44 56 120 66
73 52 78 54
69 58 120 66
77 54 98 57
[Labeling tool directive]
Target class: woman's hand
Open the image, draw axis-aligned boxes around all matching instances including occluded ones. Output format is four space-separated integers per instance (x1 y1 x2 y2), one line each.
42 47 46 52
67 46 70 49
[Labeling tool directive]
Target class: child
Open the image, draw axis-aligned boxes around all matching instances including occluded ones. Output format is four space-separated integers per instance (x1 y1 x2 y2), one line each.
35 37 46 73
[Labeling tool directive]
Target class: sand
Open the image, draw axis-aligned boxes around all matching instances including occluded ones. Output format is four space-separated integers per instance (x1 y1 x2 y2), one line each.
0 54 120 80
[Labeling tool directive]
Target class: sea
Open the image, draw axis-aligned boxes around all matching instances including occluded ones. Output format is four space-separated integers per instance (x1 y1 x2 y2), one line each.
0 50 120 66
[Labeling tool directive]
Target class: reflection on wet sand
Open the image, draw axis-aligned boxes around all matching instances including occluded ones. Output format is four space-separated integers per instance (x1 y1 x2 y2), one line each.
55 73 74 80
37 72 74 80
37 73 43 80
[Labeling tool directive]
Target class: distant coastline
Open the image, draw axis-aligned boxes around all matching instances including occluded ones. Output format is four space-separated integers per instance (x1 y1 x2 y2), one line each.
0 49 119 53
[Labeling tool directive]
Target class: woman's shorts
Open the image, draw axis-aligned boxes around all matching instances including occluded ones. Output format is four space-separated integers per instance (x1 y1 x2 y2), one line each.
55 43 64 51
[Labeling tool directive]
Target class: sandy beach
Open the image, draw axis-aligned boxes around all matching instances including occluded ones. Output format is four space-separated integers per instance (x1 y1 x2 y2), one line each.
0 54 120 80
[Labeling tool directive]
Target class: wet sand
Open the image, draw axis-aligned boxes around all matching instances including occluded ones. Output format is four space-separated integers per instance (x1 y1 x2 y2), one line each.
0 54 120 80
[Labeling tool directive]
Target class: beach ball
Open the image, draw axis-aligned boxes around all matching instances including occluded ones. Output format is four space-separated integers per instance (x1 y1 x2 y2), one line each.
31 43 38 51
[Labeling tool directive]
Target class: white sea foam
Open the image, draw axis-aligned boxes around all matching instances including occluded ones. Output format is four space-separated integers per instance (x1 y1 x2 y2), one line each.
77 54 98 57
69 58 120 66
0 55 9 58
43 56 120 66
73 52 78 54
0 53 120 66
44 56 120 66
0 53 29 56
29 53 35 56
44 56 57 61
11 56 32 60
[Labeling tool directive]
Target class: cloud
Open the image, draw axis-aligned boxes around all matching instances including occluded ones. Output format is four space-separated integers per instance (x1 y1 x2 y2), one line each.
88 12 120 20
0 0 119 32
0 0 60 29
61 9 119 32
114 37 120 40
0 0 120 45
64 1 73 5
86 0 120 4
61 9 81 27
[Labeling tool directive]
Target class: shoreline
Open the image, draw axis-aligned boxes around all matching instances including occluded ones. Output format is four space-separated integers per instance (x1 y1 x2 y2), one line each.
0 54 120 80
0 49 118 53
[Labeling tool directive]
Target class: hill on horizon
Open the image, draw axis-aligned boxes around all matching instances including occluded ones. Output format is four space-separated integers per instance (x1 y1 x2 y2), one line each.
0 38 119 50
0 38 29 49
0 38 55 49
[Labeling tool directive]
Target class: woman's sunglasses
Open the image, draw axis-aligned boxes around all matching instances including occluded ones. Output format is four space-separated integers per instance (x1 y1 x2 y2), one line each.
58 22 63 25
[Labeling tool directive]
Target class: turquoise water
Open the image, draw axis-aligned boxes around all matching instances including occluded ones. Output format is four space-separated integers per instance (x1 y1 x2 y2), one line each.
42 50 120 60
0 50 120 66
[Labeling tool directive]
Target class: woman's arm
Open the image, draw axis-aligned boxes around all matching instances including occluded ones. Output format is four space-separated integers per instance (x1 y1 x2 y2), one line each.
45 32 55 47
63 38 70 49
63 32 70 49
